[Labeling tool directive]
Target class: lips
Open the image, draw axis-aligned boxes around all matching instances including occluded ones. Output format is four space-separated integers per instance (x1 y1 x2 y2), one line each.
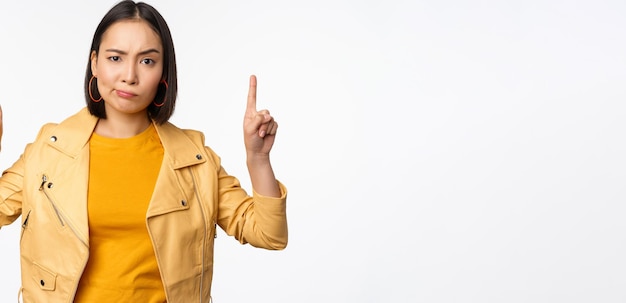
116 90 137 98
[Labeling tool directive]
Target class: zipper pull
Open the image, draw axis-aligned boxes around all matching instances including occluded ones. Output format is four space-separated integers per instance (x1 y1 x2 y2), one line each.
22 211 31 228
39 175 47 191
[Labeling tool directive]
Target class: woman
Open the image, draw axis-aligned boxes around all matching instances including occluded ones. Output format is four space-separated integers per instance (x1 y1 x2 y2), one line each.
0 1 287 302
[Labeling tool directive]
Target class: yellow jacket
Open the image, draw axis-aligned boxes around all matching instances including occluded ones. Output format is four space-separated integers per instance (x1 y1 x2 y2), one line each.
0 108 288 302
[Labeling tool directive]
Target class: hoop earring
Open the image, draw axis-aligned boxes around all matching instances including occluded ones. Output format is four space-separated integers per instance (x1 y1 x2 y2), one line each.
153 80 168 107
89 75 103 103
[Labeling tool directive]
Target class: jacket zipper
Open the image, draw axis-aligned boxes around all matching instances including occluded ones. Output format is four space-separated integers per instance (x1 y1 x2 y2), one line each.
20 210 31 243
39 174 88 248
189 167 208 303
39 175 64 227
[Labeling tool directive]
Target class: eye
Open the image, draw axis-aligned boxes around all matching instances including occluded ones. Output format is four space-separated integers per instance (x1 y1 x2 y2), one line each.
141 58 155 65
108 56 121 62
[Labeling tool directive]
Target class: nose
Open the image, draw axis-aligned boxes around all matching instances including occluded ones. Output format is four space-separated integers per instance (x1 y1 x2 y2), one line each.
122 62 138 85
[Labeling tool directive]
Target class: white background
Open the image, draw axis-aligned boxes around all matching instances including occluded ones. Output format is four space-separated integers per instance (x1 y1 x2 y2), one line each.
1 0 625 302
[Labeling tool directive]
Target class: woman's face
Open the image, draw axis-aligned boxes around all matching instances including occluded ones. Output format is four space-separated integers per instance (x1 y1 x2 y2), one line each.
91 19 163 119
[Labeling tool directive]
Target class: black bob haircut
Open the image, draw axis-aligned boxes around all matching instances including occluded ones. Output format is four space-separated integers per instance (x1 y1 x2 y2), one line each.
84 0 177 124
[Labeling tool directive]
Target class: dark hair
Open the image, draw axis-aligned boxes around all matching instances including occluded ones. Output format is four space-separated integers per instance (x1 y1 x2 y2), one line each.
84 0 177 124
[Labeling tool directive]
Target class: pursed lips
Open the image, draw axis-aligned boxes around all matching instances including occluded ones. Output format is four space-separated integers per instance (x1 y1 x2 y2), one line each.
115 89 137 98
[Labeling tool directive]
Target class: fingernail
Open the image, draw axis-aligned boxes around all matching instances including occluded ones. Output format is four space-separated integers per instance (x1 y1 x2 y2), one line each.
259 130 266 137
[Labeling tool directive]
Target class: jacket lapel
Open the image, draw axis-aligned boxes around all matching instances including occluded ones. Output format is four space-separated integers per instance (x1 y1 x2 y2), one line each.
43 108 97 246
147 122 206 217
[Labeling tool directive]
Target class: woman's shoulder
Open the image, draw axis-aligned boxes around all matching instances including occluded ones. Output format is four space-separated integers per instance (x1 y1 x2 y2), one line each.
158 122 205 144
31 108 97 149
35 107 97 138
158 122 220 154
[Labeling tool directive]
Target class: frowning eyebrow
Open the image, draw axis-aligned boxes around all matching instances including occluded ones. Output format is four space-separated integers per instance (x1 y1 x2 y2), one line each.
104 48 161 56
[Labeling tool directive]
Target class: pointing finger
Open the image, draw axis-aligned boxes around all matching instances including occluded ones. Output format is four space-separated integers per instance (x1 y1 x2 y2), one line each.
247 75 257 113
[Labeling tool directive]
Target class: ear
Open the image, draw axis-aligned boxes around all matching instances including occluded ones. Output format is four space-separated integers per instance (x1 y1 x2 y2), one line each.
90 50 98 76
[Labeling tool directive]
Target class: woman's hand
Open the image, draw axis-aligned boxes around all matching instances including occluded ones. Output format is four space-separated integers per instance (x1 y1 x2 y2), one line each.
242 75 281 197
243 75 278 157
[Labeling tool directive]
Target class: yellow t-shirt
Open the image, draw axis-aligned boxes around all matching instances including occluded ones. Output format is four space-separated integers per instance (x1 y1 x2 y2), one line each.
74 124 166 303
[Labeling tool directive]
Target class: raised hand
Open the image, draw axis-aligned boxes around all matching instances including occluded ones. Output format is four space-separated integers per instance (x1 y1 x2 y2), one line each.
243 75 278 157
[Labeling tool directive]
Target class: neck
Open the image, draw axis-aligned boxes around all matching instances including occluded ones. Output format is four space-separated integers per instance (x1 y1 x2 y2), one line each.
94 111 152 138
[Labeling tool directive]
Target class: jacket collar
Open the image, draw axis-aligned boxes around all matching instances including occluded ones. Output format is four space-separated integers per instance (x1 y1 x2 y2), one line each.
46 107 206 168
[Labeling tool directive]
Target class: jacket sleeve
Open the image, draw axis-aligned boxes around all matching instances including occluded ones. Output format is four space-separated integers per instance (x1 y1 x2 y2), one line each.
0 150 27 228
207 147 288 250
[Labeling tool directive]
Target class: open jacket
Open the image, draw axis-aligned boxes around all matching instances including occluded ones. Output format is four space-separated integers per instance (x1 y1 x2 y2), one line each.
0 108 288 303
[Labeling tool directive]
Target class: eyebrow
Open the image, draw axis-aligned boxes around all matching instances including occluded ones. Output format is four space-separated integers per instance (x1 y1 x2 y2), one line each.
104 48 161 56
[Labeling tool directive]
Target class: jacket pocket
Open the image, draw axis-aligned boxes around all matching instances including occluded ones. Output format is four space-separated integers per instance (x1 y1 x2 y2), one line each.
31 262 57 291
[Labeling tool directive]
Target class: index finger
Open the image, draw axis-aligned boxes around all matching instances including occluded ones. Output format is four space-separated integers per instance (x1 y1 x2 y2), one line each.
247 75 257 112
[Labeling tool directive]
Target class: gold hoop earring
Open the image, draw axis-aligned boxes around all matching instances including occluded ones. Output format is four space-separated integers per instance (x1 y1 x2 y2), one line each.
89 76 103 102
153 80 168 107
